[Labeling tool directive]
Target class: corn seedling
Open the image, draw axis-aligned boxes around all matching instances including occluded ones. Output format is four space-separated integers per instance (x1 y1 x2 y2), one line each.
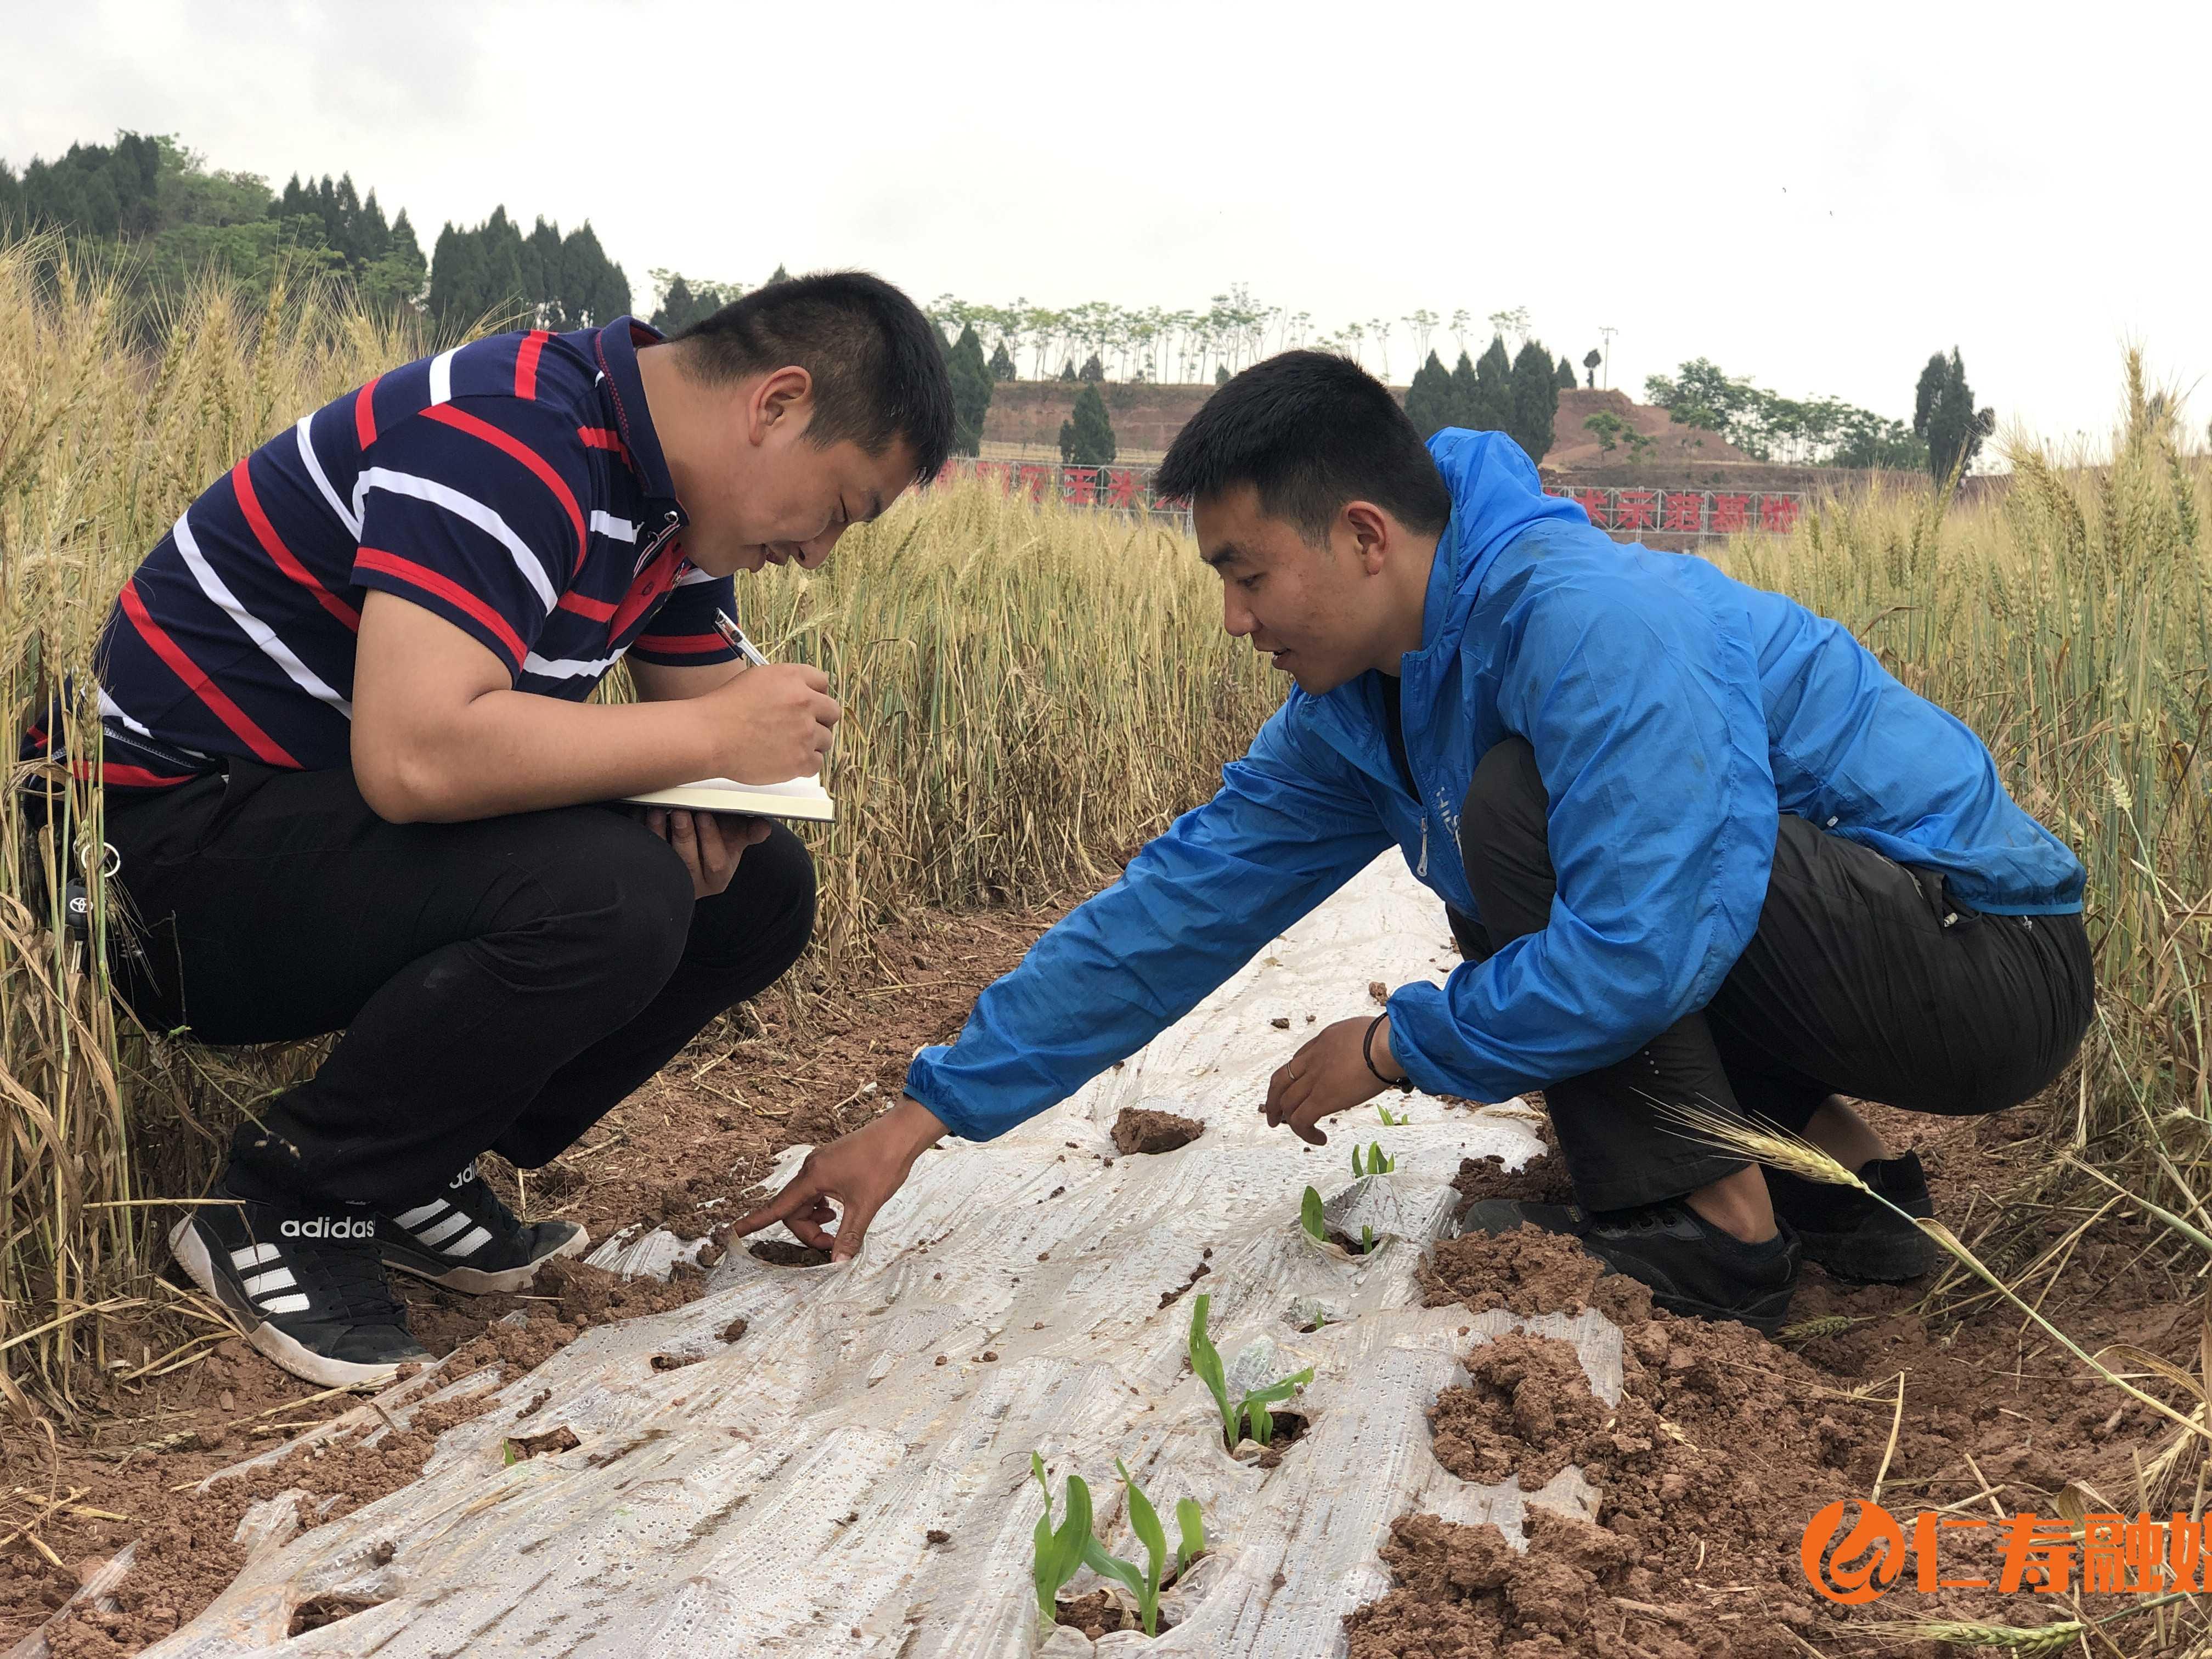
1350 1141 1395 1177
1239 1365 1316 1445
1188 1294 1317 1448
1081 1459 1172 1636
1299 1186 1327 1243
1175 1497 1205 1576
1029 1452 1095 1627
1361 1224 1376 1254
1376 1105 1408 1127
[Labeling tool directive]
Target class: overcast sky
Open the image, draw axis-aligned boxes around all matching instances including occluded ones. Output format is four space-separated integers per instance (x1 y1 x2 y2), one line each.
5 0 2205 450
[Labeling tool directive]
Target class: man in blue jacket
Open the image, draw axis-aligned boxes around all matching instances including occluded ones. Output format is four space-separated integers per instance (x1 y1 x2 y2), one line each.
737 352 2092 1335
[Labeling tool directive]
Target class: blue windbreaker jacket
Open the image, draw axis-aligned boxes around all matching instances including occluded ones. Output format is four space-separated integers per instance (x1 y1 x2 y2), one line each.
904 429 2085 1142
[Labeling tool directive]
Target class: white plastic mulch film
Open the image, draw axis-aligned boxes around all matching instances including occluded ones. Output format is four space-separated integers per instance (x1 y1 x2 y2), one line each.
140 855 1623 1657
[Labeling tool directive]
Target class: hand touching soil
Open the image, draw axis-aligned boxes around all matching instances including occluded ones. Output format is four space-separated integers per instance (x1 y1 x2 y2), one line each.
1263 1014 1404 1143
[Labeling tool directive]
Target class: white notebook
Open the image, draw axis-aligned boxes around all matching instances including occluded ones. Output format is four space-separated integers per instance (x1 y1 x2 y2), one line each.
622 775 836 822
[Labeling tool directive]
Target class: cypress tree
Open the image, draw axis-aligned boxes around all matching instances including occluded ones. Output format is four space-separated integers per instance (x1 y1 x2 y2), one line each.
1915 347 1993 487
1449 351 1481 430
1509 340 1560 462
1404 350 1455 437
1059 381 1116 466
1469 335 1515 432
653 274 697 334
1555 354 1578 391
1080 352 1105 383
988 340 1015 381
947 323 993 457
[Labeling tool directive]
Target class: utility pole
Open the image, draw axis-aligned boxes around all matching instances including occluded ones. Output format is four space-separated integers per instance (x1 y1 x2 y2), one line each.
1597 325 1618 392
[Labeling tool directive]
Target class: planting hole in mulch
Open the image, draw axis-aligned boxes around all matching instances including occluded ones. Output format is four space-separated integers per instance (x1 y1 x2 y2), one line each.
1251 1410 1310 1468
1110 1107 1204 1155
748 1238 833 1266
506 1426 579 1461
1054 1590 1180 1637
289 1595 381 1637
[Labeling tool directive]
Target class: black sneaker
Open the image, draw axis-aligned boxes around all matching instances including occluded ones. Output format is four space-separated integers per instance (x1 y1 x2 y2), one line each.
1462 1197 1801 1336
169 1187 430 1388
377 1162 588 1295
1765 1150 1936 1284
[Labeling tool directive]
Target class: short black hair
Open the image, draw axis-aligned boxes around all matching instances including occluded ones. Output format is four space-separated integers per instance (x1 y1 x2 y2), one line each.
675 271 954 482
1155 351 1451 541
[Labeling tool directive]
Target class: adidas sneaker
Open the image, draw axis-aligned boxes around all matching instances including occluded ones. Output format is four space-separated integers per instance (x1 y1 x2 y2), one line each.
170 1187 429 1388
377 1161 589 1295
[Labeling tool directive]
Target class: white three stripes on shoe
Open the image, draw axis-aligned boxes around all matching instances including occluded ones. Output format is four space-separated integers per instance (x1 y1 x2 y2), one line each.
229 1246 309 1315
394 1200 494 1259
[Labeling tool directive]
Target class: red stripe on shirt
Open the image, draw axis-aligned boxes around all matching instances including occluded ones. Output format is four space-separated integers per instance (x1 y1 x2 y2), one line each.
515 330 549 400
354 374 381 449
117 580 301 768
423 403 588 571
556 591 618 621
578 425 630 464
632 632 726 656
355 547 529 666
232 458 361 631
73 759 198 788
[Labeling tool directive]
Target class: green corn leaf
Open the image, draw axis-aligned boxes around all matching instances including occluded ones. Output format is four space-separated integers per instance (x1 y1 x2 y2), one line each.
1369 1141 1393 1173
1249 1397 1273 1444
1051 1475 1094 1594
1175 1498 1206 1577
1362 1223 1376 1254
1188 1294 1234 1449
1118 1460 1167 1634
1079 1531 1150 1628
1031 1466 1092 1624
1300 1185 1327 1242
1376 1104 1407 1126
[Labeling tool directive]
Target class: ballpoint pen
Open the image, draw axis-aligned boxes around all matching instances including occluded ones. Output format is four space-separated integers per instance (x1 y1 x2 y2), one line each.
713 609 771 668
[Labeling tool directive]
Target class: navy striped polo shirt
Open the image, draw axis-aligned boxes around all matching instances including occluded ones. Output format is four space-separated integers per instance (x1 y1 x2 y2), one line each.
72 316 739 792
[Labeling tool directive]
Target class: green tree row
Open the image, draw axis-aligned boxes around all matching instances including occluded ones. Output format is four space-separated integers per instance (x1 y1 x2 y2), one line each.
1403 336 1567 464
425 208 629 334
1643 358 1944 474
0 132 426 314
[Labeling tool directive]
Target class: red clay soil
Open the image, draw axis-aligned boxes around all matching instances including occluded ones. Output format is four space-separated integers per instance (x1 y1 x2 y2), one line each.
0 902 1059 1657
4 900 2200 1658
1361 1097 2206 1657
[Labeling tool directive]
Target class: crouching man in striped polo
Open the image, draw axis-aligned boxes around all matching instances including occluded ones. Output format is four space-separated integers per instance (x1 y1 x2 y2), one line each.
66 275 952 1385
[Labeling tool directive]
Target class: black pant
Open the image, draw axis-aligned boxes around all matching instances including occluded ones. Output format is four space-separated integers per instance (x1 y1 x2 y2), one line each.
104 762 816 1211
1449 740 2094 1211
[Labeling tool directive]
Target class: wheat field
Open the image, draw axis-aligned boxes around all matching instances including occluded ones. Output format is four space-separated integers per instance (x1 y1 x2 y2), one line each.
3 236 2206 1410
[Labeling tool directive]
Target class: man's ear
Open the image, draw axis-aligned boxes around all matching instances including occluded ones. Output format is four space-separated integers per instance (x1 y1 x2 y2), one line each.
747 366 814 447
1342 500 1391 574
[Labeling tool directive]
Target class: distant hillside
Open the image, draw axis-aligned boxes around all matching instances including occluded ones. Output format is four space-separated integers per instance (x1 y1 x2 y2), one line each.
981 377 1765 476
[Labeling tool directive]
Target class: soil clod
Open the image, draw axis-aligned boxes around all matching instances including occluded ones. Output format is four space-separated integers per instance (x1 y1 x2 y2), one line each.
1111 1107 1205 1155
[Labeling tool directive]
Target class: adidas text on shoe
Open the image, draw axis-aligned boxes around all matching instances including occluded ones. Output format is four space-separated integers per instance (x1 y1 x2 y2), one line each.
378 1162 588 1295
168 1190 428 1389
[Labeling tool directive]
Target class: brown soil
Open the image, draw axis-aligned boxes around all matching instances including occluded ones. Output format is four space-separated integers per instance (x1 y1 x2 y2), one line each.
1369 1097 2204 1656
1053 1589 1178 1637
0 902 1059 1657
1110 1106 1204 1156
4 898 2195 1656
